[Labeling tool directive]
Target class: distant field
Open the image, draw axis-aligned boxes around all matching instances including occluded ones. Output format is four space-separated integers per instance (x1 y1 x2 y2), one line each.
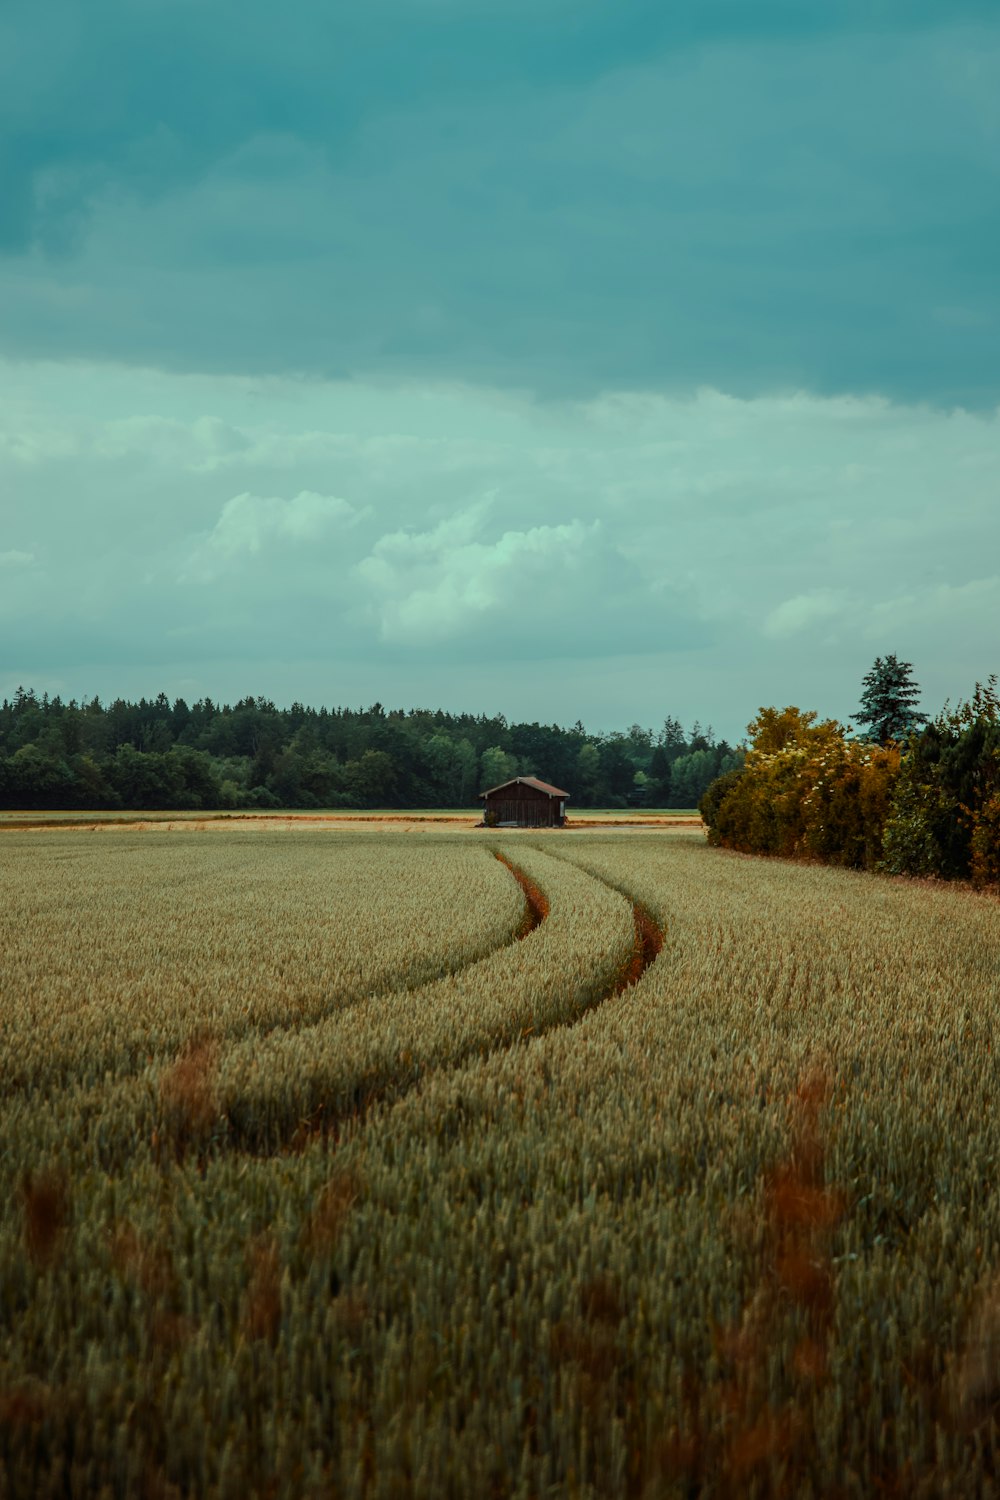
0 806 703 832
0 806 481 826
2 824 997 1496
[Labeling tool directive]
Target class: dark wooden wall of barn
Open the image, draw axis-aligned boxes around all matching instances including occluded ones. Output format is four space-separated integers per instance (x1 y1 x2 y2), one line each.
482 784 564 826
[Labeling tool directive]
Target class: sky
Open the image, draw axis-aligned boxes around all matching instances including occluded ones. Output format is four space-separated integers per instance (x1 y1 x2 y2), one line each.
2 1 999 742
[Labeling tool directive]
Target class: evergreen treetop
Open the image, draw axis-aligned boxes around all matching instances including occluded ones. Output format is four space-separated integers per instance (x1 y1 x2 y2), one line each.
853 654 928 744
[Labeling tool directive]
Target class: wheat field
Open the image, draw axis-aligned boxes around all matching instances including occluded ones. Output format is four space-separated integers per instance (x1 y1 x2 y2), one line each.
2 824 998 1497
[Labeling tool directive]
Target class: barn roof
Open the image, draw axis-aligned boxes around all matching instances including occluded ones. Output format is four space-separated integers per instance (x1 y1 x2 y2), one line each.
479 776 570 799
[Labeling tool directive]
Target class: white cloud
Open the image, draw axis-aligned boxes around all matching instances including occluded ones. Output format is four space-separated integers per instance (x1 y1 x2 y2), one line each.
4 357 1000 735
183 489 361 581
763 589 850 639
96 414 250 467
0 430 80 464
866 576 1000 636
357 503 602 644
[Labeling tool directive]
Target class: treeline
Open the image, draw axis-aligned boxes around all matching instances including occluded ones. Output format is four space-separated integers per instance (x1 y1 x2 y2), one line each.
0 689 742 811
700 679 1000 887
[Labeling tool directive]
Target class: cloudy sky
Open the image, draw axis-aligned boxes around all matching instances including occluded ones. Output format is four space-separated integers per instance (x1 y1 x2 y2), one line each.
3 1 998 740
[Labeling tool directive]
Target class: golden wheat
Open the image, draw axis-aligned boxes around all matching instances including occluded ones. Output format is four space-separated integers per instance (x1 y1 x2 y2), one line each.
1 826 998 1497
0 829 524 1093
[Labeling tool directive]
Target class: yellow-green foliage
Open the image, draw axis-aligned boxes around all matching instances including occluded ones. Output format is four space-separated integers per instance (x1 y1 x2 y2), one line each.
709 687 1000 884
707 706 901 869
1 827 999 1497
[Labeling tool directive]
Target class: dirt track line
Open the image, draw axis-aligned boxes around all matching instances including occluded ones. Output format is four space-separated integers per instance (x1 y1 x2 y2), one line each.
32 852 656 1170
493 850 550 937
154 853 660 1162
269 855 662 1155
263 852 555 1152
614 897 664 992
526 844 664 996
7 846 536 1107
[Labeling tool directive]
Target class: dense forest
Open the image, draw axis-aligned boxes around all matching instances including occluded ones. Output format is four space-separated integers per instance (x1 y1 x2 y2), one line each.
0 688 742 811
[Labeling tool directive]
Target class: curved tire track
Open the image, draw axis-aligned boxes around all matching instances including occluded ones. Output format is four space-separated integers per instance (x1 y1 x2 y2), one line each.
614 896 664 993
273 852 663 1153
533 844 664 995
156 849 662 1163
8 845 533 1105
493 850 550 937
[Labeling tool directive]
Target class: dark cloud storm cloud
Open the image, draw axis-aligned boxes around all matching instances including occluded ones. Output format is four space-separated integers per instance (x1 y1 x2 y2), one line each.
1 1 998 404
3 3 999 732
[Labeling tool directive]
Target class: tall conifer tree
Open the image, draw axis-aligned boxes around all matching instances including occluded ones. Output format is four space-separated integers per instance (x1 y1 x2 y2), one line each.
854 655 928 743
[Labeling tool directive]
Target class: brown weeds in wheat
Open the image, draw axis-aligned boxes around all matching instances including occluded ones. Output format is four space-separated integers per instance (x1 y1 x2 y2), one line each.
949 1273 1000 1431
243 1235 282 1344
702 1067 846 1493
21 1169 69 1269
159 1035 219 1152
305 1169 359 1257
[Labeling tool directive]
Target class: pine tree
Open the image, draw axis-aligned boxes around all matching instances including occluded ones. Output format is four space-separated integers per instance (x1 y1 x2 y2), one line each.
854 655 928 744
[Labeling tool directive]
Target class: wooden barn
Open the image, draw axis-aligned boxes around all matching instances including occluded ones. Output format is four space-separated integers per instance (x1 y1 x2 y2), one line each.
479 776 570 828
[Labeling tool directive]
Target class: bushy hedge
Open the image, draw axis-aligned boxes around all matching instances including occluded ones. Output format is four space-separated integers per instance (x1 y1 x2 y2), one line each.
881 680 1000 885
701 681 1000 885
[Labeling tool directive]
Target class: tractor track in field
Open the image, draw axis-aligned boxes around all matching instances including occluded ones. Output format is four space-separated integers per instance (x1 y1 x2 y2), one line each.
259 849 560 1154
534 846 664 994
491 844 663 993
261 852 664 1156
493 850 550 937
90 846 665 1165
70 847 663 1168
614 897 664 992
14 840 667 1178
5 845 542 1106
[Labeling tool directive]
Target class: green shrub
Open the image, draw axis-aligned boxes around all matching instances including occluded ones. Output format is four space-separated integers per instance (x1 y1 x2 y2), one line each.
698 768 744 833
881 680 1000 882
